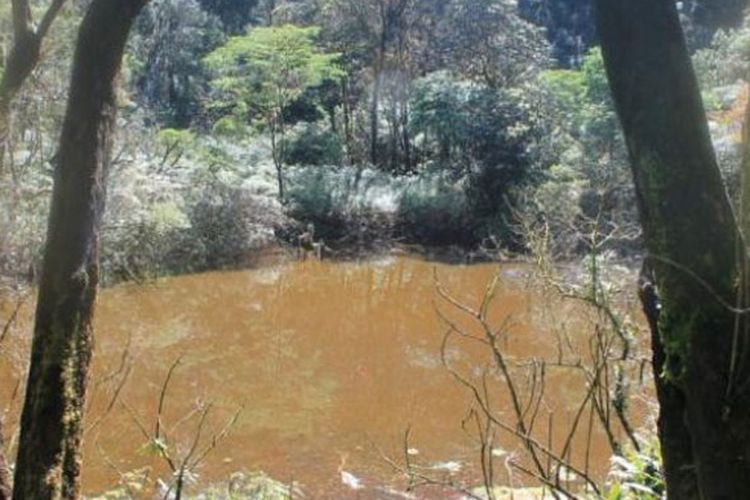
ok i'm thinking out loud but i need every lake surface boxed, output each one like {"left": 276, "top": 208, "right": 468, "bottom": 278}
{"left": 0, "top": 256, "right": 650, "bottom": 498}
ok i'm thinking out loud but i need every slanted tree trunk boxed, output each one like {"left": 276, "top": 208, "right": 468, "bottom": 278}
{"left": 12, "top": 0, "right": 147, "bottom": 498}
{"left": 595, "top": 0, "right": 750, "bottom": 497}
{"left": 0, "top": 0, "right": 67, "bottom": 169}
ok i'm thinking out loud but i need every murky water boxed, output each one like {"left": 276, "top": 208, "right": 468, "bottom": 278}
{"left": 0, "top": 257, "right": 650, "bottom": 498}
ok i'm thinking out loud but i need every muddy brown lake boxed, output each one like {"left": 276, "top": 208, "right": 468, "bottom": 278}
{"left": 0, "top": 256, "right": 652, "bottom": 498}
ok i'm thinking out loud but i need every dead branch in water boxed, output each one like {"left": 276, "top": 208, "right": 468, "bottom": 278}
{"left": 120, "top": 357, "right": 244, "bottom": 500}
{"left": 430, "top": 252, "right": 647, "bottom": 497}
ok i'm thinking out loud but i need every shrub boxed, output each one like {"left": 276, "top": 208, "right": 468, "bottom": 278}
{"left": 282, "top": 122, "right": 344, "bottom": 167}
{"left": 101, "top": 200, "right": 191, "bottom": 283}
{"left": 396, "top": 176, "right": 474, "bottom": 246}
{"left": 285, "top": 166, "right": 359, "bottom": 241}
{"left": 185, "top": 186, "right": 282, "bottom": 271}
{"left": 606, "top": 439, "right": 665, "bottom": 499}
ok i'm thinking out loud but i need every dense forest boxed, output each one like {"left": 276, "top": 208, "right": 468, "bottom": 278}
{"left": 0, "top": 0, "right": 746, "bottom": 284}
{"left": 3, "top": 0, "right": 750, "bottom": 498}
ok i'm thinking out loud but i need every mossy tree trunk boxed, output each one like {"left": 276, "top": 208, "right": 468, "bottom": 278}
{"left": 11, "top": 0, "right": 147, "bottom": 498}
{"left": 595, "top": 0, "right": 750, "bottom": 497}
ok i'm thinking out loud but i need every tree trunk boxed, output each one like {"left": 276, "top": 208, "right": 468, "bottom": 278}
{"left": 369, "top": 64, "right": 383, "bottom": 166}
{"left": 370, "top": 17, "right": 388, "bottom": 167}
{"left": 0, "top": 422, "right": 10, "bottom": 500}
{"left": 595, "top": 0, "right": 750, "bottom": 497}
{"left": 400, "top": 97, "right": 412, "bottom": 173}
{"left": 639, "top": 266, "right": 699, "bottom": 499}
{"left": 1, "top": 0, "right": 67, "bottom": 169}
{"left": 12, "top": 0, "right": 147, "bottom": 498}
{"left": 270, "top": 116, "right": 285, "bottom": 203}
{"left": 740, "top": 81, "right": 750, "bottom": 239}
{"left": 342, "top": 78, "right": 354, "bottom": 166}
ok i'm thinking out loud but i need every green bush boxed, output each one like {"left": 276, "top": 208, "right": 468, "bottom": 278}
{"left": 185, "top": 186, "right": 279, "bottom": 270}
{"left": 282, "top": 122, "right": 344, "bottom": 166}
{"left": 285, "top": 167, "right": 357, "bottom": 241}
{"left": 101, "top": 200, "right": 191, "bottom": 284}
{"left": 606, "top": 439, "right": 665, "bottom": 499}
{"left": 397, "top": 177, "right": 474, "bottom": 246}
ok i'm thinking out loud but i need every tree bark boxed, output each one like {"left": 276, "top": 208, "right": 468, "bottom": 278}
{"left": 12, "top": 0, "right": 147, "bottom": 498}
{"left": 369, "top": 0, "right": 389, "bottom": 167}
{"left": 595, "top": 1, "right": 750, "bottom": 497}
{"left": 342, "top": 78, "right": 355, "bottom": 166}
{"left": 0, "top": 0, "right": 67, "bottom": 160}
{"left": 639, "top": 266, "right": 699, "bottom": 499}
{"left": 369, "top": 58, "right": 384, "bottom": 166}
{"left": 740, "top": 81, "right": 750, "bottom": 239}
{"left": 0, "top": 422, "right": 10, "bottom": 500}
{"left": 270, "top": 114, "right": 285, "bottom": 203}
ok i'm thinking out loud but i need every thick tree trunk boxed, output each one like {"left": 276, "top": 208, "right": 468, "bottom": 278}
{"left": 595, "top": 1, "right": 750, "bottom": 497}
{"left": 12, "top": 0, "right": 147, "bottom": 498}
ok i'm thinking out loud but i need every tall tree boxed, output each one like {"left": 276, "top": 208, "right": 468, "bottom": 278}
{"left": 366, "top": 0, "right": 409, "bottom": 167}
{"left": 11, "top": 0, "right": 148, "bottom": 497}
{"left": 0, "top": 0, "right": 69, "bottom": 490}
{"left": 595, "top": 0, "right": 750, "bottom": 497}
{"left": 323, "top": 0, "right": 410, "bottom": 167}
{"left": 198, "top": 0, "right": 258, "bottom": 32}
{"left": 205, "top": 24, "right": 342, "bottom": 202}
{"left": 132, "top": 0, "right": 224, "bottom": 127}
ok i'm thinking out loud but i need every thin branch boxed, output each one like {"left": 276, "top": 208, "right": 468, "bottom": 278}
{"left": 156, "top": 357, "right": 183, "bottom": 442}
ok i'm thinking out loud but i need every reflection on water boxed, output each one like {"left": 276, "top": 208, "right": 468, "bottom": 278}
{"left": 0, "top": 257, "right": 648, "bottom": 497}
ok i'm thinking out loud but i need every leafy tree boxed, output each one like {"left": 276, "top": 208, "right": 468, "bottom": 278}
{"left": 530, "top": 48, "right": 637, "bottom": 258}
{"left": 282, "top": 122, "right": 344, "bottom": 166}
{"left": 318, "top": 0, "right": 414, "bottom": 167}
{"left": 409, "top": 71, "right": 473, "bottom": 165}
{"left": 205, "top": 24, "right": 343, "bottom": 202}
{"left": 518, "top": 0, "right": 596, "bottom": 67}
{"left": 431, "top": 0, "right": 549, "bottom": 88}
{"left": 410, "top": 70, "right": 536, "bottom": 172}
{"left": 541, "top": 48, "right": 624, "bottom": 186}
{"left": 693, "top": 14, "right": 750, "bottom": 90}
{"left": 130, "top": 0, "right": 224, "bottom": 127}
{"left": 409, "top": 70, "right": 539, "bottom": 243}
{"left": 521, "top": 0, "right": 747, "bottom": 67}
{"left": 199, "top": 0, "right": 259, "bottom": 32}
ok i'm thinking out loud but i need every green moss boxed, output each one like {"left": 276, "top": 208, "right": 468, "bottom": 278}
{"left": 657, "top": 301, "right": 694, "bottom": 383}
